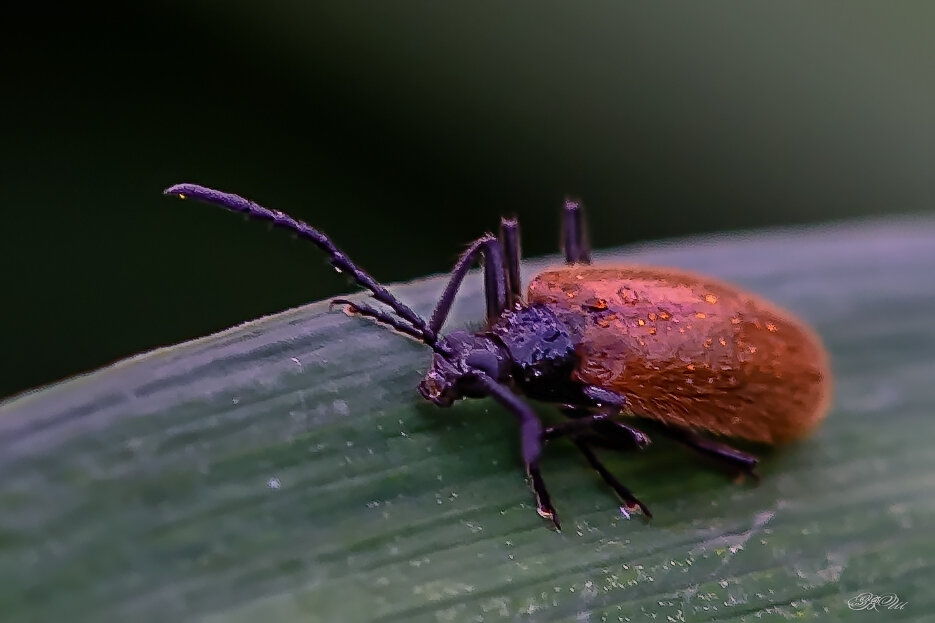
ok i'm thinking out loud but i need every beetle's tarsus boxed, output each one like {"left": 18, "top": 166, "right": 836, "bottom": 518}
{"left": 536, "top": 500, "right": 562, "bottom": 531}
{"left": 528, "top": 464, "right": 560, "bottom": 530}
{"left": 572, "top": 440, "right": 651, "bottom": 518}
{"left": 543, "top": 509, "right": 562, "bottom": 531}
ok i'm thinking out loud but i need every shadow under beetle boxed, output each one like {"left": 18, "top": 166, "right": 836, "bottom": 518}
{"left": 165, "top": 184, "right": 831, "bottom": 530}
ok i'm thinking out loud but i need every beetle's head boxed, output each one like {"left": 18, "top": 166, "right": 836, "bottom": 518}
{"left": 418, "top": 330, "right": 512, "bottom": 407}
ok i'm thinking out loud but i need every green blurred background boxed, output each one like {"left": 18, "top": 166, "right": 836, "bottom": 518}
{"left": 3, "top": 2, "right": 933, "bottom": 399}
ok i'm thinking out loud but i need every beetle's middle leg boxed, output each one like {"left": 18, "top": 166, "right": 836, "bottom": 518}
{"left": 545, "top": 406, "right": 652, "bottom": 517}
{"left": 544, "top": 412, "right": 650, "bottom": 449}
{"left": 543, "top": 384, "right": 645, "bottom": 449}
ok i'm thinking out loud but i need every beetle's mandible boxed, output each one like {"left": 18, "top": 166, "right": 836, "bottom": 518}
{"left": 165, "top": 184, "right": 832, "bottom": 529}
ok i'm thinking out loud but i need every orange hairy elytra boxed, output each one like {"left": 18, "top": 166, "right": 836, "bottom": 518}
{"left": 527, "top": 266, "right": 832, "bottom": 444}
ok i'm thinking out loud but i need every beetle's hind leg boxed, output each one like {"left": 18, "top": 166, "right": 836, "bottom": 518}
{"left": 561, "top": 197, "right": 591, "bottom": 265}
{"left": 663, "top": 426, "right": 760, "bottom": 481}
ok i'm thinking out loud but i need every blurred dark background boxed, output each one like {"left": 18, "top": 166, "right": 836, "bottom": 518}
{"left": 2, "top": 3, "right": 933, "bottom": 399}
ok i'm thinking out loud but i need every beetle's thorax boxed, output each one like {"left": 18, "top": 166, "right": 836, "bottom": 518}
{"left": 490, "top": 303, "right": 581, "bottom": 401}
{"left": 418, "top": 305, "right": 584, "bottom": 407}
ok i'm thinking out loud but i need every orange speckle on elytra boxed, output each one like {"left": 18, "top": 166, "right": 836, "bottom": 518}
{"left": 596, "top": 314, "right": 617, "bottom": 328}
{"left": 767, "top": 322, "right": 778, "bottom": 332}
{"left": 637, "top": 319, "right": 645, "bottom": 326}
{"left": 704, "top": 294, "right": 718, "bottom": 304}
{"left": 719, "top": 337, "right": 727, "bottom": 347}
{"left": 617, "top": 286, "right": 640, "bottom": 304}
{"left": 649, "top": 327, "right": 657, "bottom": 335}
{"left": 648, "top": 312, "right": 658, "bottom": 321}
{"left": 695, "top": 312, "right": 707, "bottom": 319}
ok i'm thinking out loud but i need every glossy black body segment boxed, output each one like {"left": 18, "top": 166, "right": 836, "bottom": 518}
{"left": 490, "top": 304, "right": 579, "bottom": 402}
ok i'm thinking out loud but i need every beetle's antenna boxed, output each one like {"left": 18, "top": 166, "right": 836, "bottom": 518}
{"left": 165, "top": 183, "right": 437, "bottom": 344}
{"left": 331, "top": 299, "right": 425, "bottom": 341}
{"left": 330, "top": 298, "right": 453, "bottom": 356}
{"left": 499, "top": 217, "right": 522, "bottom": 307}
{"left": 561, "top": 197, "right": 591, "bottom": 265}
{"left": 332, "top": 298, "right": 453, "bottom": 356}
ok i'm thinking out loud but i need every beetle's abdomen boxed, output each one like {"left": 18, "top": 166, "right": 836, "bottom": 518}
{"left": 528, "top": 266, "right": 832, "bottom": 444}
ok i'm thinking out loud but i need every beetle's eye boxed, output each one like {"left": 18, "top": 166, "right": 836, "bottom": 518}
{"left": 465, "top": 350, "right": 499, "bottom": 377}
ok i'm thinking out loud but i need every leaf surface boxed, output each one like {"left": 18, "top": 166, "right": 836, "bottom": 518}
{"left": 2, "top": 217, "right": 933, "bottom": 622}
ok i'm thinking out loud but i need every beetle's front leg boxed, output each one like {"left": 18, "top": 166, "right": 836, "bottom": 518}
{"left": 474, "top": 373, "right": 561, "bottom": 530}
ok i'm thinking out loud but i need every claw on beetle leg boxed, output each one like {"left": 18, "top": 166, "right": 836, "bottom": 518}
{"left": 528, "top": 464, "right": 561, "bottom": 530}
{"left": 620, "top": 499, "right": 650, "bottom": 519}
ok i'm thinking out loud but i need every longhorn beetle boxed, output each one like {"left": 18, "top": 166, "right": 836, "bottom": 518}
{"left": 165, "top": 184, "right": 831, "bottom": 529}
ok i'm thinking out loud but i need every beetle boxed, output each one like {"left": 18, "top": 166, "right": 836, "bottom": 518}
{"left": 165, "top": 183, "right": 832, "bottom": 529}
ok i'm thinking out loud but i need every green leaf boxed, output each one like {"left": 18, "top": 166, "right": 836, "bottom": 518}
{"left": 2, "top": 216, "right": 933, "bottom": 622}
